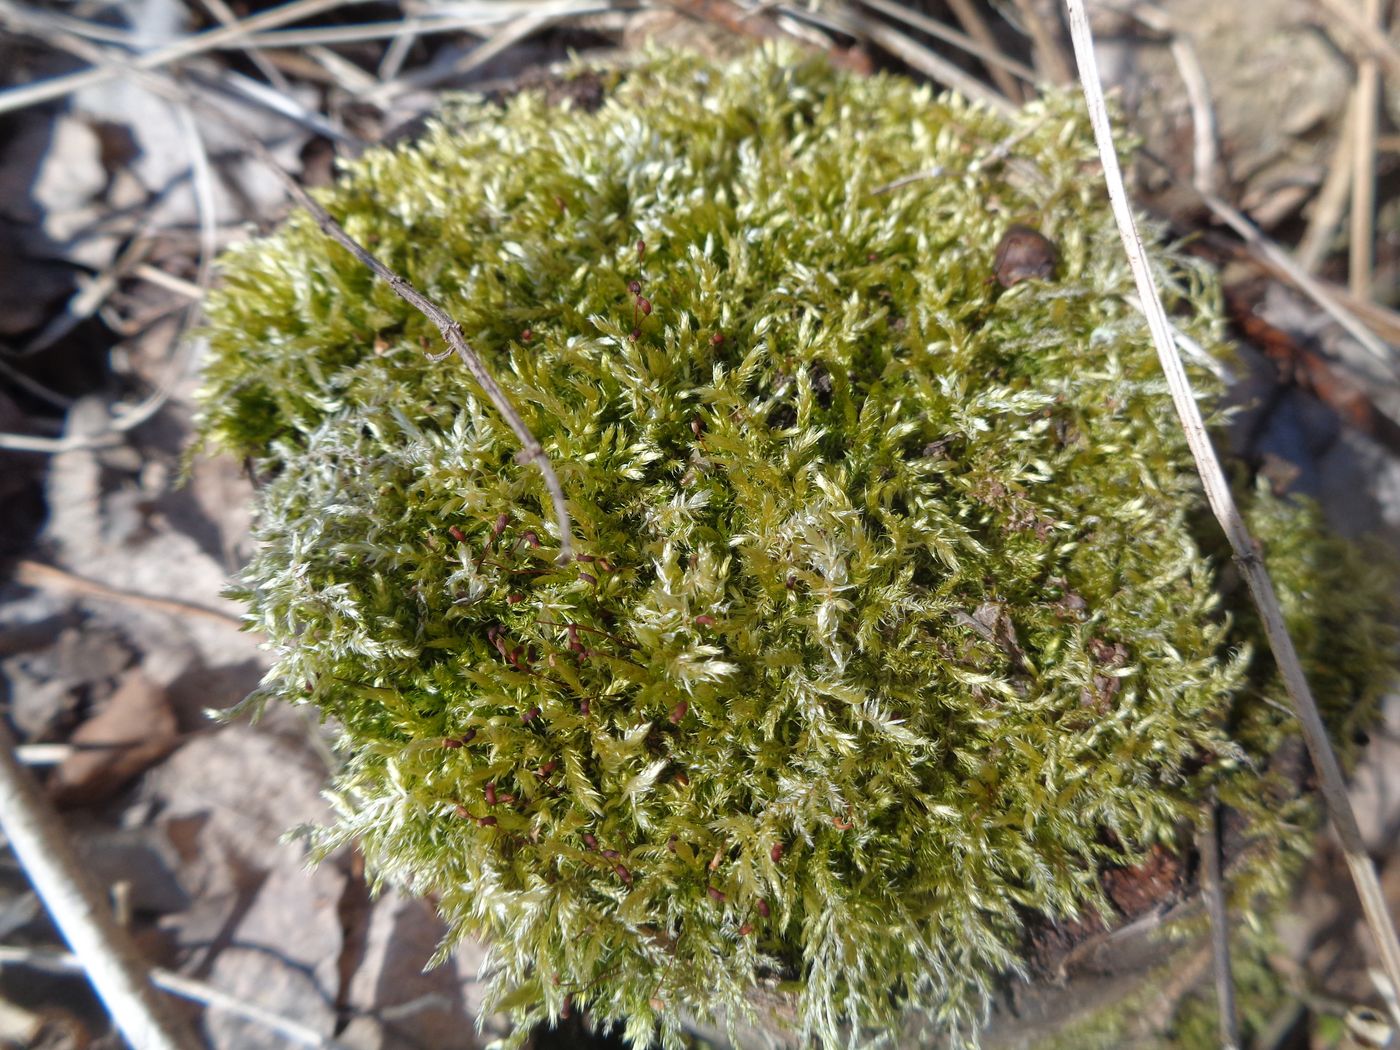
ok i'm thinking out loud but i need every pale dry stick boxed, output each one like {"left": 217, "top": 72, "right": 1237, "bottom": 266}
{"left": 14, "top": 743, "right": 73, "bottom": 765}
{"left": 0, "top": 431, "right": 123, "bottom": 453}
{"left": 362, "top": 7, "right": 579, "bottom": 104}
{"left": 856, "top": 0, "right": 1037, "bottom": 89}
{"left": 1350, "top": 0, "right": 1382, "bottom": 300}
{"left": 1298, "top": 95, "right": 1357, "bottom": 272}
{"left": 1107, "top": 0, "right": 1219, "bottom": 197}
{"left": 192, "top": 66, "right": 352, "bottom": 143}
{"left": 1120, "top": 0, "right": 1397, "bottom": 368}
{"left": 0, "top": 0, "right": 374, "bottom": 116}
{"left": 1203, "top": 190, "right": 1399, "bottom": 377}
{"left": 1313, "top": 0, "right": 1400, "bottom": 84}
{"left": 1012, "top": 0, "right": 1074, "bottom": 84}
{"left": 1199, "top": 794, "right": 1240, "bottom": 1050}
{"left": 14, "top": 559, "right": 247, "bottom": 628}
{"left": 236, "top": 11, "right": 536, "bottom": 48}
{"left": 1063, "top": 0, "right": 1400, "bottom": 1024}
{"left": 831, "top": 5, "right": 1014, "bottom": 113}
{"left": 104, "top": 99, "right": 218, "bottom": 437}
{"left": 23, "top": 235, "right": 153, "bottom": 356}
{"left": 376, "top": 13, "right": 425, "bottom": 82}
{"left": 0, "top": 723, "right": 200, "bottom": 1050}
{"left": 946, "top": 0, "right": 1024, "bottom": 100}
{"left": 194, "top": 0, "right": 294, "bottom": 94}
{"left": 306, "top": 42, "right": 380, "bottom": 92}
{"left": 133, "top": 263, "right": 204, "bottom": 301}
{"left": 0, "top": 946, "right": 351, "bottom": 1050}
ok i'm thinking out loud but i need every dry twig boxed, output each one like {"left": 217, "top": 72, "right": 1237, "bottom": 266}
{"left": 1063, "top": 0, "right": 1400, "bottom": 1024}
{"left": 855, "top": 0, "right": 1036, "bottom": 90}
{"left": 1297, "top": 94, "right": 1357, "bottom": 273}
{"left": 0, "top": 2, "right": 577, "bottom": 560}
{"left": 14, "top": 559, "right": 246, "bottom": 628}
{"left": 0, "top": 721, "right": 200, "bottom": 1050}
{"left": 1013, "top": 0, "right": 1074, "bottom": 84}
{"left": 0, "top": 0, "right": 377, "bottom": 116}
{"left": 1349, "top": 0, "right": 1382, "bottom": 299}
{"left": 1199, "top": 794, "right": 1240, "bottom": 1050}
{"left": 0, "top": 945, "right": 351, "bottom": 1049}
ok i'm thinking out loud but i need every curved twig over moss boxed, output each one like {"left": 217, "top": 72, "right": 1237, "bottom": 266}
{"left": 197, "top": 47, "right": 1393, "bottom": 1049}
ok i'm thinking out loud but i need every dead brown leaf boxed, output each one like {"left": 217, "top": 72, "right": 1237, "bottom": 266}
{"left": 49, "top": 667, "right": 177, "bottom": 807}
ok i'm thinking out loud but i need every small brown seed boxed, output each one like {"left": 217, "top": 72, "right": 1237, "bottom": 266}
{"left": 993, "top": 224, "right": 1058, "bottom": 288}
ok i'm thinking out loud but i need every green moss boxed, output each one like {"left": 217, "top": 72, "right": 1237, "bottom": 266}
{"left": 197, "top": 47, "right": 1393, "bottom": 1048}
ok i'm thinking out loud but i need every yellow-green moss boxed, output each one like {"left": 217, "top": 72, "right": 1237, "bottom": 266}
{"left": 197, "top": 47, "right": 1393, "bottom": 1049}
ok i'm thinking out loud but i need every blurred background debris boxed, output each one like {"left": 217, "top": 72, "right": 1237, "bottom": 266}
{"left": 1, "top": 1, "right": 1399, "bottom": 1047}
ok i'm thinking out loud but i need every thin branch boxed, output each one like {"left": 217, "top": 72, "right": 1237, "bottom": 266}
{"left": 1200, "top": 190, "right": 1398, "bottom": 377}
{"left": 1113, "top": 0, "right": 1219, "bottom": 197}
{"left": 1313, "top": 0, "right": 1400, "bottom": 84}
{"left": 13, "top": 559, "right": 247, "bottom": 628}
{"left": 826, "top": 4, "right": 1014, "bottom": 113}
{"left": 226, "top": 124, "right": 577, "bottom": 562}
{"left": 1012, "top": 0, "right": 1074, "bottom": 84}
{"left": 1297, "top": 94, "right": 1357, "bottom": 272}
{"left": 1350, "top": 0, "right": 1382, "bottom": 299}
{"left": 855, "top": 0, "right": 1038, "bottom": 88}
{"left": 0, "top": 0, "right": 377, "bottom": 117}
{"left": 0, "top": 722, "right": 200, "bottom": 1049}
{"left": 0, "top": 946, "right": 352, "bottom": 1050}
{"left": 1199, "top": 793, "right": 1241, "bottom": 1050}
{"left": 194, "top": 0, "right": 294, "bottom": 94}
{"left": 1063, "top": 0, "right": 1400, "bottom": 1026}
{"left": 0, "top": 3, "right": 577, "bottom": 561}
{"left": 106, "top": 99, "right": 217, "bottom": 436}
{"left": 945, "top": 0, "right": 1024, "bottom": 100}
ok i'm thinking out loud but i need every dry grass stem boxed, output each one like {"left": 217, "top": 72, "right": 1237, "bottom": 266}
{"left": 195, "top": 0, "right": 294, "bottom": 94}
{"left": 828, "top": 4, "right": 1014, "bottom": 111}
{"left": 14, "top": 560, "right": 247, "bottom": 628}
{"left": 1313, "top": 0, "right": 1400, "bottom": 84}
{"left": 0, "top": 0, "right": 376, "bottom": 116}
{"left": 0, "top": 722, "right": 200, "bottom": 1049}
{"left": 0, "top": 945, "right": 351, "bottom": 1049}
{"left": 856, "top": 0, "right": 1037, "bottom": 88}
{"left": 1063, "top": 0, "right": 1400, "bottom": 1024}
{"left": 1298, "top": 95, "right": 1358, "bottom": 272}
{"left": 1200, "top": 794, "right": 1241, "bottom": 1050}
{"left": 946, "top": 0, "right": 1024, "bottom": 99}
{"left": 1349, "top": 0, "right": 1382, "bottom": 299}
{"left": 1201, "top": 191, "right": 1398, "bottom": 375}
{"left": 1013, "top": 0, "right": 1074, "bottom": 84}
{"left": 1114, "top": 0, "right": 1220, "bottom": 196}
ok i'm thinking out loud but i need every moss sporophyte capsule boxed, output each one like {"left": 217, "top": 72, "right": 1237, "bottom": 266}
{"left": 198, "top": 47, "right": 1392, "bottom": 1050}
